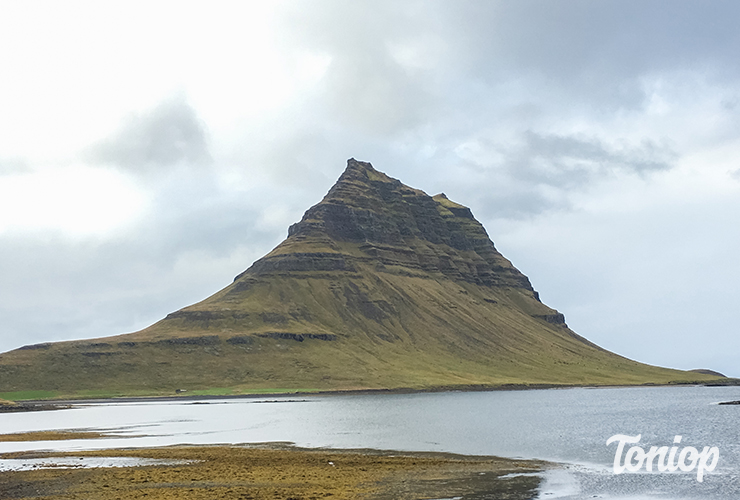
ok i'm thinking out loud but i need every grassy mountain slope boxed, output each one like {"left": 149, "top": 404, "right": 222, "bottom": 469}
{"left": 0, "top": 159, "right": 721, "bottom": 399}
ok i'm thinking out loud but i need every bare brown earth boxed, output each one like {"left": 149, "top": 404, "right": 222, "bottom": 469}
{"left": 0, "top": 445, "right": 545, "bottom": 500}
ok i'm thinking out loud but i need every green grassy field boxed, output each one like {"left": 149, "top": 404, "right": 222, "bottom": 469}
{"left": 0, "top": 269, "right": 723, "bottom": 400}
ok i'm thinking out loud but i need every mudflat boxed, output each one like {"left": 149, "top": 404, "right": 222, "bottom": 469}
{"left": 0, "top": 444, "right": 545, "bottom": 499}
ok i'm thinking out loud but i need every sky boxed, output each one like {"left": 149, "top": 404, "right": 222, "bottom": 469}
{"left": 1, "top": 0, "right": 739, "bottom": 377}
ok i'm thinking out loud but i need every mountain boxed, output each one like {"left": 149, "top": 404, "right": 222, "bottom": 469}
{"left": 0, "top": 159, "right": 721, "bottom": 399}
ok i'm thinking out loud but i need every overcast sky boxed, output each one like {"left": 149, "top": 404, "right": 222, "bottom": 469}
{"left": 1, "top": 1, "right": 739, "bottom": 377}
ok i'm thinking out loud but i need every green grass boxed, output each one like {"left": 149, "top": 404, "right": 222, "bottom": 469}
{"left": 237, "top": 388, "right": 322, "bottom": 395}
{"left": 0, "top": 269, "right": 724, "bottom": 399}
{"left": 186, "top": 387, "right": 237, "bottom": 396}
{"left": 183, "top": 387, "right": 323, "bottom": 397}
{"left": 74, "top": 389, "right": 142, "bottom": 399}
{"left": 0, "top": 390, "right": 59, "bottom": 401}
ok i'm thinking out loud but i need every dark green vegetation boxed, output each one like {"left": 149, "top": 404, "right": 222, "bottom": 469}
{"left": 0, "top": 159, "right": 723, "bottom": 399}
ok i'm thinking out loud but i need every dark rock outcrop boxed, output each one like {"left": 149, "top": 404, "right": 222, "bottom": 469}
{"left": 158, "top": 335, "right": 221, "bottom": 346}
{"left": 255, "top": 332, "right": 337, "bottom": 342}
{"left": 17, "top": 343, "right": 52, "bottom": 350}
{"left": 533, "top": 313, "right": 567, "bottom": 327}
{"left": 239, "top": 159, "right": 535, "bottom": 291}
{"left": 225, "top": 335, "right": 255, "bottom": 345}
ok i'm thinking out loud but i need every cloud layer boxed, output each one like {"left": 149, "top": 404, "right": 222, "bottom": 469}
{"left": 1, "top": 1, "right": 739, "bottom": 377}
{"left": 88, "top": 95, "right": 212, "bottom": 172}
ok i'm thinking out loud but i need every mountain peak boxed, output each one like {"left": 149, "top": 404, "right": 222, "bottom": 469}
{"left": 344, "top": 157, "right": 376, "bottom": 174}
{"left": 329, "top": 158, "right": 396, "bottom": 197}
{"left": 335, "top": 158, "right": 386, "bottom": 184}
{"left": 258, "top": 161, "right": 535, "bottom": 290}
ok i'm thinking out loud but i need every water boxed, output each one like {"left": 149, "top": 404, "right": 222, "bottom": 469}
{"left": 1, "top": 385, "right": 738, "bottom": 498}
{"left": 0, "top": 456, "right": 193, "bottom": 471}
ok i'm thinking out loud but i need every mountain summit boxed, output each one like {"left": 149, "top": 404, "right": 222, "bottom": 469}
{"left": 0, "top": 159, "right": 719, "bottom": 397}
{"left": 263, "top": 158, "right": 533, "bottom": 290}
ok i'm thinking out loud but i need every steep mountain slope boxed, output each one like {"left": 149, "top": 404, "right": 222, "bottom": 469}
{"left": 0, "top": 159, "right": 721, "bottom": 398}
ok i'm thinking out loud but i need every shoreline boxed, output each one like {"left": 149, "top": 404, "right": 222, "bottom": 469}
{"left": 5, "top": 379, "right": 739, "bottom": 409}
{"left": 0, "top": 443, "right": 548, "bottom": 499}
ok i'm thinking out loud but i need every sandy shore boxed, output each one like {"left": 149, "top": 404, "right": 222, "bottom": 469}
{"left": 0, "top": 444, "right": 545, "bottom": 499}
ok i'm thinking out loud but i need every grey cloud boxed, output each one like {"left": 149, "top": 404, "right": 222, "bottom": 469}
{"left": 233, "top": 118, "right": 335, "bottom": 190}
{"left": 142, "top": 175, "right": 280, "bottom": 259}
{"left": 291, "top": 1, "right": 740, "bottom": 117}
{"left": 444, "top": 131, "right": 678, "bottom": 219}
{"left": 0, "top": 175, "right": 282, "bottom": 353}
{"left": 0, "top": 158, "right": 31, "bottom": 175}
{"left": 474, "top": 185, "right": 570, "bottom": 221}
{"left": 504, "top": 131, "right": 677, "bottom": 186}
{"left": 320, "top": 53, "right": 433, "bottom": 134}
{"left": 274, "top": 0, "right": 740, "bottom": 145}
{"left": 278, "top": 1, "right": 441, "bottom": 135}
{"left": 442, "top": 1, "right": 740, "bottom": 87}
{"left": 88, "top": 95, "right": 211, "bottom": 172}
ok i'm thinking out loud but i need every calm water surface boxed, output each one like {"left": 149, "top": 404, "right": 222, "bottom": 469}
{"left": 1, "top": 385, "right": 738, "bottom": 499}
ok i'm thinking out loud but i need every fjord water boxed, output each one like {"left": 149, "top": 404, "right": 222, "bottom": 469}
{"left": 1, "top": 386, "right": 738, "bottom": 499}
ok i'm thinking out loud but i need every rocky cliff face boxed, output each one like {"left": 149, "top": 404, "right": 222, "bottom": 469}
{"left": 239, "top": 159, "right": 535, "bottom": 290}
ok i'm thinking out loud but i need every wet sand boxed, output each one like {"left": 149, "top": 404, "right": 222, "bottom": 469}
{"left": 0, "top": 444, "right": 545, "bottom": 499}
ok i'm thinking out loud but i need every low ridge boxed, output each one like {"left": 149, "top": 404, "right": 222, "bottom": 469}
{"left": 0, "top": 159, "right": 722, "bottom": 398}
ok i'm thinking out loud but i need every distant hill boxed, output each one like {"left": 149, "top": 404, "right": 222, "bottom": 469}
{"left": 0, "top": 159, "right": 723, "bottom": 399}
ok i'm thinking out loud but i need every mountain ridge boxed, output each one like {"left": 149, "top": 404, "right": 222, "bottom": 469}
{"left": 0, "top": 159, "right": 723, "bottom": 399}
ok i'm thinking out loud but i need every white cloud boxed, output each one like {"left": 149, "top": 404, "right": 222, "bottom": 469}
{"left": 0, "top": 166, "right": 147, "bottom": 236}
